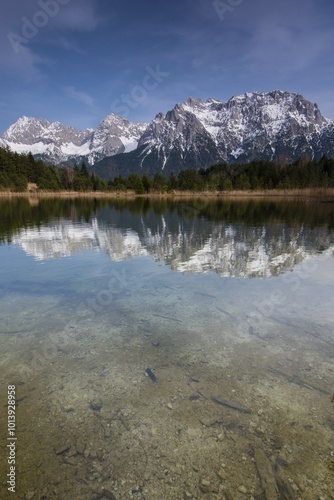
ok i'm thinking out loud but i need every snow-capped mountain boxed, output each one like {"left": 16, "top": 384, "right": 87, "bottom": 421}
{"left": 1, "top": 114, "right": 147, "bottom": 166}
{"left": 2, "top": 91, "right": 334, "bottom": 176}
{"left": 89, "top": 114, "right": 147, "bottom": 163}
{"left": 136, "top": 104, "right": 222, "bottom": 170}
{"left": 2, "top": 116, "right": 93, "bottom": 163}
{"left": 98, "top": 90, "right": 331, "bottom": 176}
{"left": 182, "top": 91, "right": 328, "bottom": 163}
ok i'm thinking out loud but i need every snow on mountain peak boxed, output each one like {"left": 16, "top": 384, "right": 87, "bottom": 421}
{"left": 89, "top": 114, "right": 148, "bottom": 161}
{"left": 2, "top": 113, "right": 148, "bottom": 165}
{"left": 1, "top": 90, "right": 333, "bottom": 172}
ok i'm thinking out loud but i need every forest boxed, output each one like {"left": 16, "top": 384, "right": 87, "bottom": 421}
{"left": 1, "top": 146, "right": 334, "bottom": 193}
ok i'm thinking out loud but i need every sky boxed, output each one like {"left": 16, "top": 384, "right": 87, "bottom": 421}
{"left": 0, "top": 0, "right": 333, "bottom": 133}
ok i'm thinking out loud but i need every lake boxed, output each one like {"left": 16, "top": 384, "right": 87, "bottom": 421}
{"left": 0, "top": 196, "right": 333, "bottom": 499}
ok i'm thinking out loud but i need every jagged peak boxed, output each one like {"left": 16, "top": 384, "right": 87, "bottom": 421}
{"left": 206, "top": 97, "right": 221, "bottom": 104}
{"left": 153, "top": 112, "right": 165, "bottom": 121}
{"left": 6, "top": 115, "right": 51, "bottom": 129}
{"left": 97, "top": 114, "right": 148, "bottom": 132}
{"left": 100, "top": 113, "right": 130, "bottom": 124}
{"left": 185, "top": 97, "right": 203, "bottom": 106}
{"left": 225, "top": 90, "right": 317, "bottom": 106}
{"left": 1, "top": 89, "right": 333, "bottom": 170}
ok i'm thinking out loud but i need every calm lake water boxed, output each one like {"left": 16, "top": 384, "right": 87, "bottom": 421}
{"left": 0, "top": 196, "right": 333, "bottom": 499}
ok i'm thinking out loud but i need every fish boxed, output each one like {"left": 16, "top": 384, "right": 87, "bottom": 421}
{"left": 0, "top": 330, "right": 26, "bottom": 335}
{"left": 268, "top": 367, "right": 330, "bottom": 395}
{"left": 189, "top": 395, "right": 201, "bottom": 401}
{"left": 145, "top": 367, "right": 157, "bottom": 383}
{"left": 152, "top": 313, "right": 183, "bottom": 323}
{"left": 211, "top": 396, "right": 251, "bottom": 414}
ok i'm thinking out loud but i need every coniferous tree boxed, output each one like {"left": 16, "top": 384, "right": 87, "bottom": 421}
{"left": 152, "top": 172, "right": 168, "bottom": 192}
{"left": 142, "top": 174, "right": 152, "bottom": 193}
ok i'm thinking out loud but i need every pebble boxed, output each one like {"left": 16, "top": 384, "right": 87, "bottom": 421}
{"left": 238, "top": 485, "right": 247, "bottom": 494}
{"left": 55, "top": 444, "right": 70, "bottom": 455}
{"left": 102, "top": 424, "right": 111, "bottom": 438}
{"left": 217, "top": 468, "right": 227, "bottom": 480}
{"left": 186, "top": 428, "right": 202, "bottom": 438}
{"left": 64, "top": 457, "right": 77, "bottom": 466}
{"left": 67, "top": 447, "right": 77, "bottom": 458}
{"left": 199, "top": 479, "right": 211, "bottom": 493}
{"left": 90, "top": 398, "right": 103, "bottom": 411}
{"left": 217, "top": 469, "right": 227, "bottom": 481}
{"left": 169, "top": 464, "right": 182, "bottom": 475}
{"left": 63, "top": 406, "right": 75, "bottom": 413}
{"left": 167, "top": 403, "right": 173, "bottom": 410}
{"left": 291, "top": 482, "right": 299, "bottom": 492}
{"left": 99, "top": 489, "right": 117, "bottom": 500}
{"left": 199, "top": 417, "right": 221, "bottom": 427}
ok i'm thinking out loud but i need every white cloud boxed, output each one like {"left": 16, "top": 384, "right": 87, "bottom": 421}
{"left": 0, "top": 37, "right": 44, "bottom": 81}
{"left": 52, "top": 0, "right": 101, "bottom": 31}
{"left": 243, "top": 24, "right": 334, "bottom": 73}
{"left": 64, "top": 86, "right": 95, "bottom": 108}
{"left": 0, "top": 0, "right": 101, "bottom": 79}
{"left": 47, "top": 36, "right": 85, "bottom": 54}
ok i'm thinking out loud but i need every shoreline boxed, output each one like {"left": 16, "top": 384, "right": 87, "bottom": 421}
{"left": 0, "top": 188, "right": 334, "bottom": 200}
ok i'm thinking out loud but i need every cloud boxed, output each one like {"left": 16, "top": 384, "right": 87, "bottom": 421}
{"left": 0, "top": 0, "right": 101, "bottom": 33}
{"left": 47, "top": 36, "right": 85, "bottom": 54}
{"left": 0, "top": 37, "right": 44, "bottom": 81}
{"left": 52, "top": 0, "right": 101, "bottom": 31}
{"left": 243, "top": 23, "right": 334, "bottom": 74}
{"left": 0, "top": 0, "right": 101, "bottom": 79}
{"left": 64, "top": 86, "right": 95, "bottom": 108}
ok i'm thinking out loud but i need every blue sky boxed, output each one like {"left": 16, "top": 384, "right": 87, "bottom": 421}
{"left": 0, "top": 0, "right": 333, "bottom": 132}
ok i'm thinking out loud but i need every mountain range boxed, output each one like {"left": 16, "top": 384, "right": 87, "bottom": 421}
{"left": 1, "top": 90, "right": 334, "bottom": 178}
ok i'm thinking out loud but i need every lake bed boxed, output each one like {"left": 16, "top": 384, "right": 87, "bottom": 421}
{"left": 0, "top": 197, "right": 333, "bottom": 499}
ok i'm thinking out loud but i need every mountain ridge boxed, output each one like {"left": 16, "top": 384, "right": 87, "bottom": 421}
{"left": 2, "top": 90, "right": 334, "bottom": 178}
{"left": 1, "top": 114, "right": 147, "bottom": 167}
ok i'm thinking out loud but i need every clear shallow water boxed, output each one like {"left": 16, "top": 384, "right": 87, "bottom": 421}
{"left": 0, "top": 197, "right": 333, "bottom": 499}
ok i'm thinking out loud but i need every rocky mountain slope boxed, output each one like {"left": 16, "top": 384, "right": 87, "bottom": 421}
{"left": 1, "top": 115, "right": 147, "bottom": 166}
{"left": 95, "top": 91, "right": 333, "bottom": 177}
{"left": 2, "top": 91, "right": 334, "bottom": 177}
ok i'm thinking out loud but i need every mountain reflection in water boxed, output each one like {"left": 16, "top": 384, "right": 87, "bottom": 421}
{"left": 1, "top": 197, "right": 333, "bottom": 278}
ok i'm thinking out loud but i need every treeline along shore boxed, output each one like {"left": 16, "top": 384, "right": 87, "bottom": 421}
{"left": 1, "top": 146, "right": 334, "bottom": 198}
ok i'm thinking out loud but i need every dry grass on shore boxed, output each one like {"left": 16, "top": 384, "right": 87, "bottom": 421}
{"left": 0, "top": 187, "right": 334, "bottom": 200}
